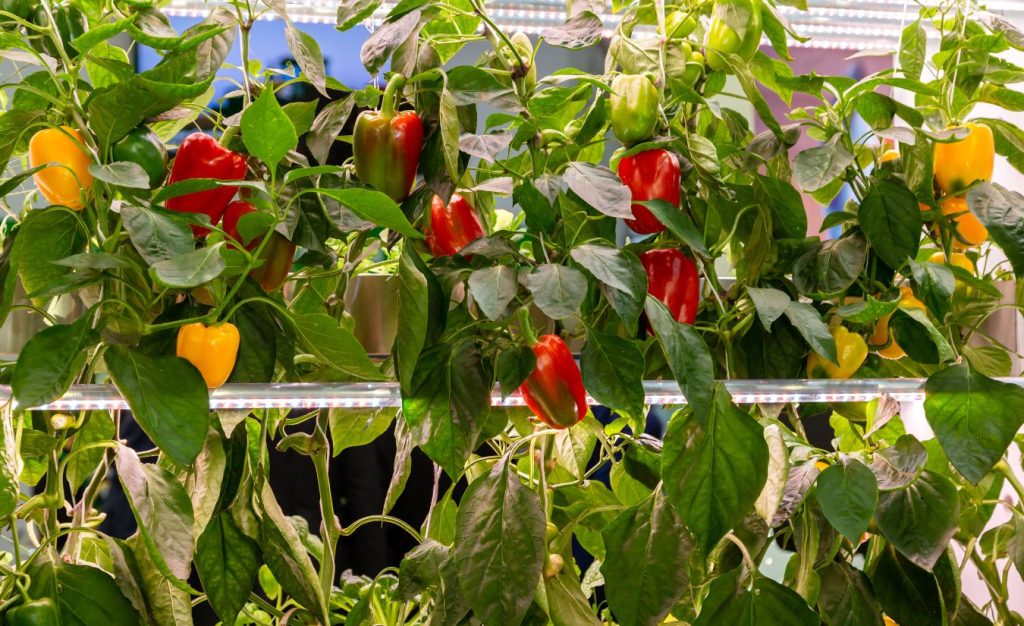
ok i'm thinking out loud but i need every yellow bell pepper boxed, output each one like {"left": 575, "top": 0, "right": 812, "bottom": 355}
{"left": 807, "top": 326, "right": 867, "bottom": 379}
{"left": 940, "top": 195, "right": 988, "bottom": 249}
{"left": 870, "top": 286, "right": 926, "bottom": 360}
{"left": 933, "top": 122, "right": 994, "bottom": 194}
{"left": 176, "top": 322, "right": 240, "bottom": 388}
{"left": 929, "top": 250, "right": 975, "bottom": 296}
{"left": 28, "top": 126, "right": 94, "bottom": 210}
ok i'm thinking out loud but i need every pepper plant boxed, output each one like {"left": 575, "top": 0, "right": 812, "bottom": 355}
{"left": 0, "top": 0, "right": 1024, "bottom": 624}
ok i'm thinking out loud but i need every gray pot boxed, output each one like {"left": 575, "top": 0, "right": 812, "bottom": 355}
{"left": 344, "top": 274, "right": 398, "bottom": 357}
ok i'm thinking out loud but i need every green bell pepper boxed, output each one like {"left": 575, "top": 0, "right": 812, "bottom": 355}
{"left": 112, "top": 126, "right": 168, "bottom": 189}
{"left": 609, "top": 74, "right": 659, "bottom": 146}
{"left": 31, "top": 2, "right": 86, "bottom": 60}
{"left": 5, "top": 598, "right": 60, "bottom": 626}
{"left": 705, "top": 0, "right": 763, "bottom": 71}
{"left": 0, "top": 0, "right": 33, "bottom": 23}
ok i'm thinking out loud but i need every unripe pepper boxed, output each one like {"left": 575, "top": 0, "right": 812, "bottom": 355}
{"left": 806, "top": 326, "right": 867, "bottom": 379}
{"left": 222, "top": 201, "right": 296, "bottom": 293}
{"left": 166, "top": 132, "right": 247, "bottom": 236}
{"left": 705, "top": 0, "right": 763, "bottom": 71}
{"left": 1, "top": 0, "right": 33, "bottom": 22}
{"left": 5, "top": 597, "right": 60, "bottom": 626}
{"left": 641, "top": 249, "right": 700, "bottom": 325}
{"left": 112, "top": 126, "right": 168, "bottom": 189}
{"left": 940, "top": 195, "right": 988, "bottom": 249}
{"left": 353, "top": 75, "right": 423, "bottom": 202}
{"left": 664, "top": 10, "right": 697, "bottom": 39}
{"left": 30, "top": 2, "right": 85, "bottom": 59}
{"left": 426, "top": 193, "right": 486, "bottom": 257}
{"left": 933, "top": 122, "right": 994, "bottom": 194}
{"left": 176, "top": 322, "right": 240, "bottom": 388}
{"left": 609, "top": 74, "right": 659, "bottom": 146}
{"left": 869, "top": 286, "right": 926, "bottom": 360}
{"left": 617, "top": 148, "right": 681, "bottom": 234}
{"left": 519, "top": 334, "right": 588, "bottom": 429}
{"left": 492, "top": 32, "right": 536, "bottom": 93}
{"left": 28, "top": 126, "right": 93, "bottom": 210}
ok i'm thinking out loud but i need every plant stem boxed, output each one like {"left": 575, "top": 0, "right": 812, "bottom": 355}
{"left": 312, "top": 408, "right": 339, "bottom": 601}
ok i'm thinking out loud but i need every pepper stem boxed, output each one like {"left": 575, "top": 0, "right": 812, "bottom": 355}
{"left": 381, "top": 74, "right": 407, "bottom": 119}
{"left": 517, "top": 307, "right": 538, "bottom": 347}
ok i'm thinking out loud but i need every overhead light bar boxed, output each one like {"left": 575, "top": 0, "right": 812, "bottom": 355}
{"left": 1, "top": 378, "right": 943, "bottom": 412}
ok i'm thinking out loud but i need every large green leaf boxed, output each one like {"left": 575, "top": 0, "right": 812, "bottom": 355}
{"left": 693, "top": 569, "right": 818, "bottom": 625}
{"left": 196, "top": 511, "right": 260, "bottom": 625}
{"left": 814, "top": 458, "right": 878, "bottom": 543}
{"left": 0, "top": 403, "right": 17, "bottom": 520}
{"left": 120, "top": 204, "right": 195, "bottom": 265}
{"left": 12, "top": 312, "right": 97, "bottom": 408}
{"left": 26, "top": 552, "right": 142, "bottom": 625}
{"left": 601, "top": 488, "right": 695, "bottom": 626}
{"left": 150, "top": 243, "right": 226, "bottom": 288}
{"left": 869, "top": 545, "right": 955, "bottom": 626}
{"left": 580, "top": 328, "right": 645, "bottom": 416}
{"left": 793, "top": 232, "right": 867, "bottom": 299}
{"left": 291, "top": 313, "right": 382, "bottom": 380}
{"left": 521, "top": 264, "right": 587, "bottom": 320}
{"left": 662, "top": 385, "right": 768, "bottom": 554}
{"left": 14, "top": 207, "right": 87, "bottom": 305}
{"left": 242, "top": 85, "right": 298, "bottom": 167}
{"left": 816, "top": 560, "right": 885, "bottom": 626}
{"left": 793, "top": 134, "right": 854, "bottom": 192}
{"left": 858, "top": 180, "right": 922, "bottom": 271}
{"left": 966, "top": 182, "right": 1024, "bottom": 277}
{"left": 876, "top": 470, "right": 959, "bottom": 571}
{"left": 329, "top": 407, "right": 396, "bottom": 455}
{"left": 924, "top": 364, "right": 1024, "bottom": 484}
{"left": 468, "top": 265, "right": 517, "bottom": 320}
{"left": 454, "top": 456, "right": 546, "bottom": 626}
{"left": 645, "top": 296, "right": 713, "bottom": 419}
{"left": 316, "top": 188, "right": 422, "bottom": 239}
{"left": 104, "top": 346, "right": 210, "bottom": 466}
{"left": 395, "top": 248, "right": 445, "bottom": 395}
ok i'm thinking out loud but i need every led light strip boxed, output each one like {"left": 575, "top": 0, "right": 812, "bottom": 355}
{"left": 0, "top": 379, "right": 948, "bottom": 412}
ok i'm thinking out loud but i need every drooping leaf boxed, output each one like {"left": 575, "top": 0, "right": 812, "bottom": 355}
{"left": 814, "top": 458, "right": 879, "bottom": 543}
{"left": 876, "top": 470, "right": 959, "bottom": 571}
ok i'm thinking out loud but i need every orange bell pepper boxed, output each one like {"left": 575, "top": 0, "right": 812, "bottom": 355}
{"left": 940, "top": 195, "right": 988, "bottom": 249}
{"left": 870, "top": 286, "right": 926, "bottom": 360}
{"left": 28, "top": 126, "right": 94, "bottom": 210}
{"left": 176, "top": 322, "right": 240, "bottom": 388}
{"left": 933, "top": 122, "right": 994, "bottom": 194}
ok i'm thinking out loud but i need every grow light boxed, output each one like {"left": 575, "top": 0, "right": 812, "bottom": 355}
{"left": 0, "top": 378, "right": 948, "bottom": 412}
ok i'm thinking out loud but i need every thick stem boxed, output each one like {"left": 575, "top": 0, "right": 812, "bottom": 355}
{"left": 312, "top": 408, "right": 339, "bottom": 601}
{"left": 517, "top": 307, "right": 539, "bottom": 346}
{"left": 381, "top": 74, "right": 407, "bottom": 119}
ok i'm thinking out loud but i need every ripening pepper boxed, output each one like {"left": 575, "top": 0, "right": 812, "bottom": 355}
{"left": 166, "top": 132, "right": 248, "bottom": 236}
{"left": 933, "top": 122, "right": 994, "bottom": 194}
{"left": 353, "top": 75, "right": 423, "bottom": 203}
{"left": 617, "top": 148, "right": 681, "bottom": 234}
{"left": 426, "top": 193, "right": 486, "bottom": 257}
{"left": 28, "top": 126, "right": 93, "bottom": 210}
{"left": 30, "top": 2, "right": 85, "bottom": 59}
{"left": 706, "top": 0, "right": 763, "bottom": 71}
{"left": 222, "top": 201, "right": 296, "bottom": 293}
{"left": 609, "top": 74, "right": 659, "bottom": 146}
{"left": 869, "top": 286, "right": 925, "bottom": 360}
{"left": 177, "top": 322, "right": 240, "bottom": 388}
{"left": 940, "top": 195, "right": 988, "bottom": 249}
{"left": 112, "top": 126, "right": 168, "bottom": 189}
{"left": 519, "top": 334, "right": 588, "bottom": 429}
{"left": 806, "top": 326, "right": 867, "bottom": 379}
{"left": 5, "top": 598, "right": 60, "bottom": 626}
{"left": 641, "top": 249, "right": 699, "bottom": 325}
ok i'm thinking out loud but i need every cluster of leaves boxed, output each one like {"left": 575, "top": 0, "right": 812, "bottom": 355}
{"left": 0, "top": 0, "right": 1023, "bottom": 624}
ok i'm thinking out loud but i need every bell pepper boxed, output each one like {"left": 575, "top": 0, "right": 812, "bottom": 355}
{"left": 426, "top": 193, "right": 486, "bottom": 257}
{"left": 112, "top": 126, "right": 168, "bottom": 189}
{"left": 641, "top": 249, "right": 700, "bottom": 325}
{"left": 705, "top": 0, "right": 763, "bottom": 71}
{"left": 31, "top": 2, "right": 85, "bottom": 59}
{"left": 5, "top": 597, "right": 59, "bottom": 626}
{"left": 929, "top": 251, "right": 974, "bottom": 296}
{"left": 353, "top": 75, "right": 423, "bottom": 203}
{"left": 933, "top": 122, "right": 994, "bottom": 194}
{"left": 519, "top": 334, "right": 588, "bottom": 429}
{"left": 166, "top": 132, "right": 248, "bottom": 236}
{"left": 176, "top": 322, "right": 240, "bottom": 388}
{"left": 222, "top": 201, "right": 296, "bottom": 292}
{"left": 1, "top": 0, "right": 33, "bottom": 23}
{"left": 617, "top": 148, "right": 680, "bottom": 234}
{"left": 869, "top": 286, "right": 925, "bottom": 360}
{"left": 28, "top": 126, "right": 93, "bottom": 210}
{"left": 664, "top": 10, "right": 697, "bottom": 39}
{"left": 609, "top": 74, "right": 659, "bottom": 146}
{"left": 806, "top": 326, "right": 867, "bottom": 379}
{"left": 940, "top": 195, "right": 988, "bottom": 249}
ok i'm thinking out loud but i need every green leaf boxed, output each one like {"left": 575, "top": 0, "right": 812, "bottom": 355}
{"left": 817, "top": 560, "right": 886, "bottom": 626}
{"left": 899, "top": 20, "right": 927, "bottom": 81}
{"left": 292, "top": 313, "right": 382, "bottom": 380}
{"left": 454, "top": 456, "right": 546, "bottom": 626}
{"left": 889, "top": 307, "right": 953, "bottom": 364}
{"left": 966, "top": 182, "right": 1024, "bottom": 276}
{"left": 104, "top": 345, "right": 210, "bottom": 466}
{"left": 747, "top": 287, "right": 791, "bottom": 331}
{"left": 120, "top": 204, "right": 195, "bottom": 265}
{"left": 755, "top": 175, "right": 807, "bottom": 239}
{"left": 12, "top": 312, "right": 96, "bottom": 408}
{"left": 496, "top": 345, "right": 536, "bottom": 398}
{"left": 694, "top": 569, "right": 818, "bottom": 626}
{"left": 89, "top": 161, "right": 151, "bottom": 189}
{"left": 0, "top": 405, "right": 16, "bottom": 520}
{"left": 870, "top": 435, "right": 928, "bottom": 490}
{"left": 793, "top": 134, "right": 855, "bottom": 192}
{"left": 793, "top": 233, "right": 867, "bottom": 299}
{"left": 14, "top": 207, "right": 87, "bottom": 306}
{"left": 838, "top": 296, "right": 900, "bottom": 325}
{"left": 784, "top": 301, "right": 836, "bottom": 364}
{"left": 439, "top": 87, "right": 461, "bottom": 183}
{"left": 468, "top": 265, "right": 517, "bottom": 320}
{"left": 870, "top": 545, "right": 952, "bottom": 626}
{"left": 662, "top": 385, "right": 768, "bottom": 554}
{"left": 196, "top": 512, "right": 261, "bottom": 625}
{"left": 66, "top": 412, "right": 114, "bottom": 491}
{"left": 316, "top": 187, "right": 422, "bottom": 238}
{"left": 581, "top": 328, "right": 645, "bottom": 416}
{"left": 285, "top": 23, "right": 327, "bottom": 96}
{"left": 360, "top": 10, "right": 421, "bottom": 75}
{"left": 242, "top": 85, "right": 298, "bottom": 167}
{"left": 397, "top": 539, "right": 449, "bottom": 600}
{"left": 337, "top": 0, "right": 383, "bottom": 31}
{"left": 521, "top": 264, "right": 587, "bottom": 320}
{"left": 601, "top": 488, "right": 696, "bottom": 626}
{"left": 642, "top": 199, "right": 711, "bottom": 257}
{"left": 815, "top": 458, "right": 879, "bottom": 543}
{"left": 26, "top": 553, "right": 141, "bottom": 624}
{"left": 924, "top": 364, "right": 1024, "bottom": 484}
{"left": 149, "top": 242, "right": 226, "bottom": 288}
{"left": 645, "top": 296, "right": 713, "bottom": 419}
{"left": 564, "top": 162, "right": 632, "bottom": 219}
{"left": 858, "top": 180, "right": 922, "bottom": 270}
{"left": 329, "top": 407, "right": 396, "bottom": 454}
{"left": 395, "top": 248, "right": 446, "bottom": 395}
{"left": 876, "top": 470, "right": 959, "bottom": 570}
{"left": 115, "top": 446, "right": 195, "bottom": 582}
{"left": 909, "top": 259, "right": 955, "bottom": 321}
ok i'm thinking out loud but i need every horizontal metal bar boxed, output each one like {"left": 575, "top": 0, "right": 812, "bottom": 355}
{"left": 0, "top": 378, "right": 966, "bottom": 412}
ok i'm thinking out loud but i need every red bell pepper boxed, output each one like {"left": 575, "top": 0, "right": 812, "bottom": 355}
{"left": 617, "top": 148, "right": 681, "bottom": 234}
{"left": 519, "top": 334, "right": 588, "bottom": 429}
{"left": 166, "top": 132, "right": 247, "bottom": 236}
{"left": 222, "top": 200, "right": 296, "bottom": 293}
{"left": 640, "top": 249, "right": 700, "bottom": 325}
{"left": 353, "top": 75, "right": 424, "bottom": 202}
{"left": 426, "top": 193, "right": 486, "bottom": 257}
